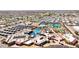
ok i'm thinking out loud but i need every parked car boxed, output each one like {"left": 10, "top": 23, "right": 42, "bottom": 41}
{"left": 23, "top": 39, "right": 34, "bottom": 46}
{"left": 15, "top": 38, "right": 25, "bottom": 46}
{"left": 33, "top": 35, "right": 49, "bottom": 46}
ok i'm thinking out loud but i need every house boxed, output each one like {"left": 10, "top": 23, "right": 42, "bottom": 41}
{"left": 39, "top": 21, "right": 46, "bottom": 28}
{"left": 51, "top": 22, "right": 61, "bottom": 28}
{"left": 33, "top": 28, "right": 41, "bottom": 34}
{"left": 31, "top": 28, "right": 41, "bottom": 37}
{"left": 63, "top": 33, "right": 78, "bottom": 45}
{"left": 48, "top": 22, "right": 61, "bottom": 28}
{"left": 24, "top": 27, "right": 41, "bottom": 38}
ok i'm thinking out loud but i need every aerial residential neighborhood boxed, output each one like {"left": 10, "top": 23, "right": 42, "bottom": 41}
{"left": 0, "top": 10, "right": 79, "bottom": 48}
